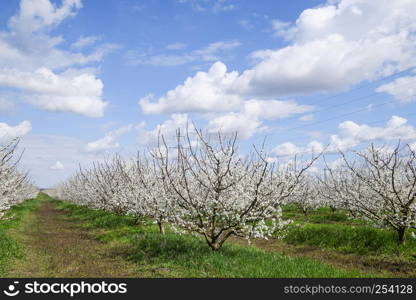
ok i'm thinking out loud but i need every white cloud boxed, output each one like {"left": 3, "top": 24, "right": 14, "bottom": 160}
{"left": 71, "top": 35, "right": 100, "bottom": 49}
{"left": 50, "top": 161, "right": 64, "bottom": 170}
{"left": 140, "top": 61, "right": 313, "bottom": 139}
{"left": 0, "top": 0, "right": 112, "bottom": 117}
{"left": 273, "top": 141, "right": 324, "bottom": 157}
{"left": 138, "top": 114, "right": 190, "bottom": 146}
{"left": 207, "top": 99, "right": 312, "bottom": 139}
{"left": 232, "top": 0, "right": 416, "bottom": 98}
{"left": 139, "top": 0, "right": 416, "bottom": 140}
{"left": 0, "top": 120, "right": 32, "bottom": 142}
{"left": 0, "top": 67, "right": 107, "bottom": 117}
{"left": 376, "top": 75, "right": 416, "bottom": 103}
{"left": 140, "top": 62, "right": 312, "bottom": 116}
{"left": 242, "top": 99, "right": 311, "bottom": 120}
{"left": 9, "top": 0, "right": 82, "bottom": 34}
{"left": 125, "top": 40, "right": 241, "bottom": 67}
{"left": 273, "top": 115, "right": 416, "bottom": 157}
{"left": 85, "top": 124, "right": 133, "bottom": 153}
{"left": 140, "top": 62, "right": 241, "bottom": 114}
{"left": 208, "top": 113, "right": 265, "bottom": 140}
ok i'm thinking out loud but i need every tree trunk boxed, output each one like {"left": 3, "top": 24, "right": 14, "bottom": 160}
{"left": 303, "top": 210, "right": 309, "bottom": 221}
{"left": 206, "top": 231, "right": 233, "bottom": 251}
{"left": 133, "top": 216, "right": 142, "bottom": 225}
{"left": 157, "top": 221, "right": 165, "bottom": 234}
{"left": 397, "top": 227, "right": 406, "bottom": 244}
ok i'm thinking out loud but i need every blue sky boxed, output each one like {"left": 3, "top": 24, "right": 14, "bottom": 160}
{"left": 0, "top": 0, "right": 416, "bottom": 187}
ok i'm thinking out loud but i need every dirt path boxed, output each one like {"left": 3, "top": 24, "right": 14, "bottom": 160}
{"left": 7, "top": 201, "right": 141, "bottom": 278}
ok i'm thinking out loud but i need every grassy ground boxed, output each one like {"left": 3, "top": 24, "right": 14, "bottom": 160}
{"left": 282, "top": 205, "right": 416, "bottom": 258}
{"left": 52, "top": 197, "right": 370, "bottom": 278}
{"left": 7, "top": 194, "right": 142, "bottom": 277}
{"left": 271, "top": 204, "right": 416, "bottom": 277}
{"left": 3, "top": 193, "right": 414, "bottom": 278}
{"left": 0, "top": 197, "right": 39, "bottom": 276}
{"left": 285, "top": 223, "right": 416, "bottom": 257}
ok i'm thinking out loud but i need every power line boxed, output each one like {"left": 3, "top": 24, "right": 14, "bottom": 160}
{"left": 311, "top": 78, "right": 416, "bottom": 114}
{"left": 305, "top": 66, "right": 416, "bottom": 106}
{"left": 251, "top": 66, "right": 416, "bottom": 131}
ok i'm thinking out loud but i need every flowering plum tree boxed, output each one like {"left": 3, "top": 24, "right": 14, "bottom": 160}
{"left": 155, "top": 128, "right": 318, "bottom": 250}
{"left": 327, "top": 143, "right": 416, "bottom": 244}
{"left": 0, "top": 138, "right": 38, "bottom": 218}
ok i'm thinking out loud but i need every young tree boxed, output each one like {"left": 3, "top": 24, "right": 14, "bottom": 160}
{"left": 328, "top": 143, "right": 416, "bottom": 244}
{"left": 156, "top": 127, "right": 317, "bottom": 250}
{"left": 289, "top": 175, "right": 324, "bottom": 220}
{"left": 127, "top": 153, "right": 176, "bottom": 233}
{"left": 0, "top": 138, "right": 37, "bottom": 218}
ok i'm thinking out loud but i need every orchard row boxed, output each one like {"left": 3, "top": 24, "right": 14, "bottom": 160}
{"left": 47, "top": 128, "right": 416, "bottom": 249}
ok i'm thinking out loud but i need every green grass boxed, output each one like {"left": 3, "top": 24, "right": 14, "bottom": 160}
{"left": 285, "top": 223, "right": 416, "bottom": 258}
{"left": 0, "top": 196, "right": 39, "bottom": 275}
{"left": 127, "top": 231, "right": 371, "bottom": 277}
{"left": 52, "top": 198, "right": 371, "bottom": 278}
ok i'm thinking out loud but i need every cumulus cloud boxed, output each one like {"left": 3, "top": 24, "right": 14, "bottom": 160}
{"left": 85, "top": 124, "right": 133, "bottom": 153}
{"left": 329, "top": 116, "right": 416, "bottom": 151}
{"left": 0, "top": 0, "right": 111, "bottom": 117}
{"left": 9, "top": 0, "right": 82, "bottom": 35}
{"left": 140, "top": 62, "right": 311, "bottom": 115}
{"left": 208, "top": 113, "right": 265, "bottom": 140}
{"left": 233, "top": 0, "right": 416, "bottom": 97}
{"left": 140, "top": 62, "right": 313, "bottom": 138}
{"left": 50, "top": 161, "right": 64, "bottom": 170}
{"left": 0, "top": 68, "right": 107, "bottom": 117}
{"left": 299, "top": 114, "right": 314, "bottom": 121}
{"left": 138, "top": 0, "right": 416, "bottom": 142}
{"left": 376, "top": 75, "right": 416, "bottom": 103}
{"left": 0, "top": 120, "right": 32, "bottom": 142}
{"left": 156, "top": 0, "right": 416, "bottom": 112}
{"left": 138, "top": 114, "right": 190, "bottom": 146}
{"left": 273, "top": 115, "right": 416, "bottom": 157}
{"left": 208, "top": 99, "right": 312, "bottom": 139}
{"left": 140, "top": 62, "right": 241, "bottom": 114}
{"left": 273, "top": 141, "right": 324, "bottom": 157}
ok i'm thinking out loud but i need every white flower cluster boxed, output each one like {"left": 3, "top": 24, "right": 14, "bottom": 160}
{"left": 287, "top": 175, "right": 325, "bottom": 218}
{"left": 56, "top": 128, "right": 317, "bottom": 250}
{"left": 0, "top": 138, "right": 38, "bottom": 218}
{"left": 322, "top": 143, "right": 416, "bottom": 244}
